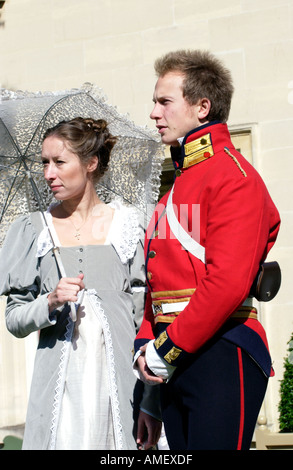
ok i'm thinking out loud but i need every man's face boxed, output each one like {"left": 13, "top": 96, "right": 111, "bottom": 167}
{"left": 150, "top": 71, "right": 202, "bottom": 146}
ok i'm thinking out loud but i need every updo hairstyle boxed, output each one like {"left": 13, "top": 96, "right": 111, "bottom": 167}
{"left": 43, "top": 117, "right": 117, "bottom": 181}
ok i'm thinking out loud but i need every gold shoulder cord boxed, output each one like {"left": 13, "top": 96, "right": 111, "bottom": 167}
{"left": 224, "top": 147, "right": 247, "bottom": 177}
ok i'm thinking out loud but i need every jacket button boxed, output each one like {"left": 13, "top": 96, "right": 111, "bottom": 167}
{"left": 147, "top": 272, "right": 152, "bottom": 280}
{"left": 149, "top": 250, "right": 156, "bottom": 258}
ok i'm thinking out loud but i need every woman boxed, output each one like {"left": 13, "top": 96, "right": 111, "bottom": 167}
{"left": 0, "top": 117, "right": 161, "bottom": 450}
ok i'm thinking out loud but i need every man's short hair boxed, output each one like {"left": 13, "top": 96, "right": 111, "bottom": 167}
{"left": 154, "top": 49, "right": 234, "bottom": 123}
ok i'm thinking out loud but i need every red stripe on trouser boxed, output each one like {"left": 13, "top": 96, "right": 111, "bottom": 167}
{"left": 237, "top": 347, "right": 245, "bottom": 450}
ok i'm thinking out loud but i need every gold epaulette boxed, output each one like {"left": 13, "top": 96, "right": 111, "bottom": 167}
{"left": 183, "top": 133, "right": 214, "bottom": 168}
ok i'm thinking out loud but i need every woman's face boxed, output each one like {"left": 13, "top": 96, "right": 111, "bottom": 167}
{"left": 41, "top": 135, "right": 95, "bottom": 201}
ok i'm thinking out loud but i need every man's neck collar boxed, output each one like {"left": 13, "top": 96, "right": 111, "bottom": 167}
{"left": 171, "top": 121, "right": 222, "bottom": 169}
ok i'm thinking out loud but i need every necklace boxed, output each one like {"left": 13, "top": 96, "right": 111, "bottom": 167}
{"left": 68, "top": 215, "right": 91, "bottom": 241}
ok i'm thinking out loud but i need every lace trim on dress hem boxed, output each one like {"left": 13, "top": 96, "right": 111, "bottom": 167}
{"left": 87, "top": 290, "right": 124, "bottom": 450}
{"left": 48, "top": 290, "right": 124, "bottom": 451}
{"left": 49, "top": 315, "right": 74, "bottom": 450}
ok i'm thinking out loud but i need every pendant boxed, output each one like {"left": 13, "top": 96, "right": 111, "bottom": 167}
{"left": 74, "top": 232, "right": 81, "bottom": 240}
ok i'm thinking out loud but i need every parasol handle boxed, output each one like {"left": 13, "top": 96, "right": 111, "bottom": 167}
{"left": 52, "top": 245, "right": 83, "bottom": 322}
{"left": 52, "top": 246, "right": 67, "bottom": 278}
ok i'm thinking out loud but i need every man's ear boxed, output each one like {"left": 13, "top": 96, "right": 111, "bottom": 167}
{"left": 198, "top": 98, "right": 211, "bottom": 120}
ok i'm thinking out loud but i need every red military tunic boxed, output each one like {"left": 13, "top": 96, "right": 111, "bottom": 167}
{"left": 135, "top": 121, "right": 280, "bottom": 377}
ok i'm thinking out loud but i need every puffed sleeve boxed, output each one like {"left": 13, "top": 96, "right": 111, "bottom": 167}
{"left": 0, "top": 215, "right": 56, "bottom": 338}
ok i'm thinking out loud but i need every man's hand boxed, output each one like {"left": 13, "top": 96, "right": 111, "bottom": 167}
{"left": 136, "top": 410, "right": 162, "bottom": 450}
{"left": 136, "top": 344, "right": 164, "bottom": 385}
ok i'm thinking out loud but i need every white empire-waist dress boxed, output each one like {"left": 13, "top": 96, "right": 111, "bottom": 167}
{"left": 0, "top": 201, "right": 148, "bottom": 450}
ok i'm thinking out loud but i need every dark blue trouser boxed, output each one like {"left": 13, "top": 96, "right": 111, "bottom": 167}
{"left": 160, "top": 337, "right": 268, "bottom": 450}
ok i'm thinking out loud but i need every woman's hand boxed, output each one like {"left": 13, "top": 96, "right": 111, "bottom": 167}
{"left": 136, "top": 410, "right": 162, "bottom": 450}
{"left": 47, "top": 273, "right": 85, "bottom": 312}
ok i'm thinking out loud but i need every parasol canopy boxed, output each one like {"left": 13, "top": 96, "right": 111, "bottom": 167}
{"left": 0, "top": 83, "right": 164, "bottom": 246}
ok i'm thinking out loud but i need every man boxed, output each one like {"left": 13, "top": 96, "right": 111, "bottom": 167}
{"left": 134, "top": 50, "right": 280, "bottom": 450}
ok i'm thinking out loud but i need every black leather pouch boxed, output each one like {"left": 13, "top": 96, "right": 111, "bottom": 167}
{"left": 250, "top": 261, "right": 281, "bottom": 302}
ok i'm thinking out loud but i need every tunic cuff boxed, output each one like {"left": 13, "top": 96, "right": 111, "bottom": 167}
{"left": 153, "top": 329, "right": 190, "bottom": 367}
{"left": 145, "top": 340, "right": 176, "bottom": 382}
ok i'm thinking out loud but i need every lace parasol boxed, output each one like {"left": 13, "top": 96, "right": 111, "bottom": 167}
{"left": 0, "top": 83, "right": 164, "bottom": 246}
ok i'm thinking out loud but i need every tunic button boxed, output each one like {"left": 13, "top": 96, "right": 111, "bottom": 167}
{"left": 201, "top": 138, "right": 207, "bottom": 145}
{"left": 149, "top": 250, "right": 156, "bottom": 258}
{"left": 175, "top": 169, "right": 182, "bottom": 177}
{"left": 147, "top": 272, "right": 152, "bottom": 280}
